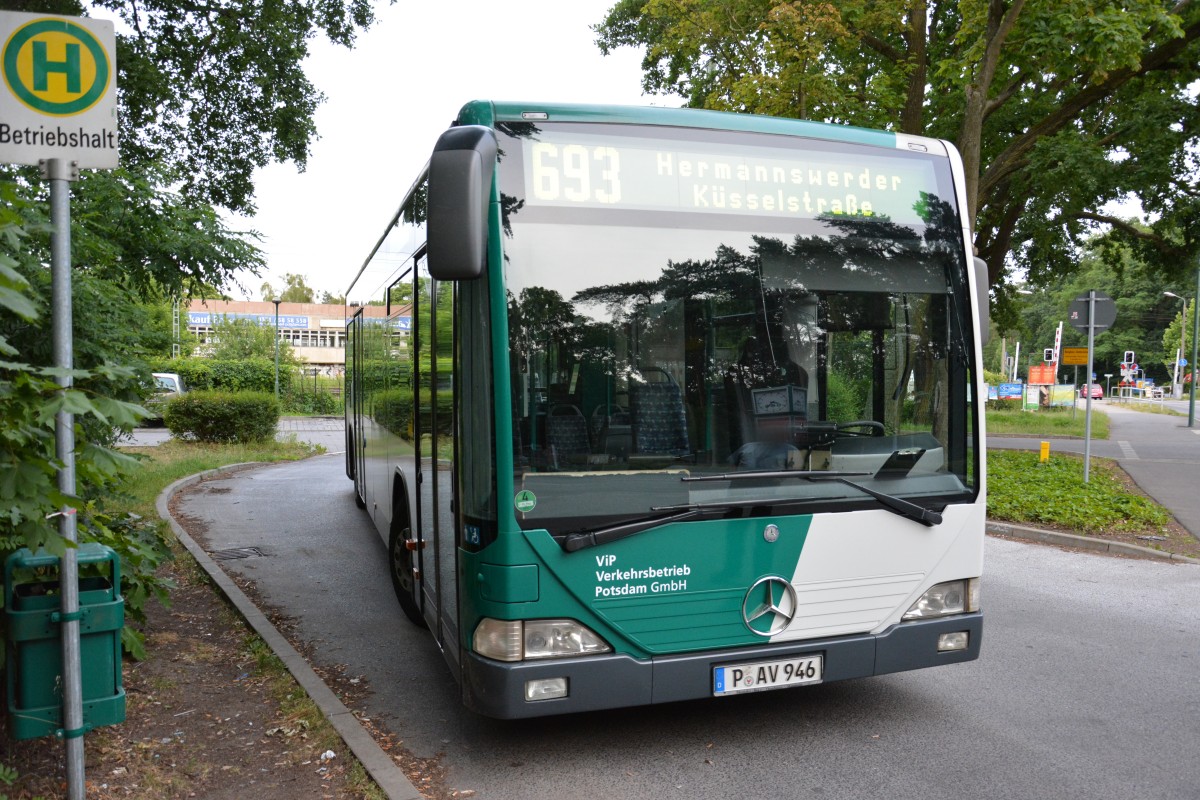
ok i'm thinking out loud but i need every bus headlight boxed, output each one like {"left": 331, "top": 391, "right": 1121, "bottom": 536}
{"left": 473, "top": 618, "right": 612, "bottom": 662}
{"left": 902, "top": 578, "right": 980, "bottom": 620}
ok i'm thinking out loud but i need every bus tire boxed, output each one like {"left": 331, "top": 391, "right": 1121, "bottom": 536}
{"left": 389, "top": 525, "right": 427, "bottom": 628}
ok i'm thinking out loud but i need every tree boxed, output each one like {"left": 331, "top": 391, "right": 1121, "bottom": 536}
{"left": 997, "top": 234, "right": 1187, "bottom": 384}
{"left": 6, "top": 0, "right": 377, "bottom": 214}
{"left": 596, "top": 0, "right": 1200, "bottom": 325}
{"left": 64, "top": 167, "right": 265, "bottom": 298}
{"left": 261, "top": 273, "right": 316, "bottom": 303}
{"left": 1161, "top": 297, "right": 1195, "bottom": 381}
{"left": 205, "top": 315, "right": 298, "bottom": 364}
{"left": 320, "top": 290, "right": 346, "bottom": 305}
{"left": 4, "top": 1, "right": 379, "bottom": 299}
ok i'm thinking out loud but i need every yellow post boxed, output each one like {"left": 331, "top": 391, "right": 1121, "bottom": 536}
{"left": 1040, "top": 441, "right": 1050, "bottom": 462}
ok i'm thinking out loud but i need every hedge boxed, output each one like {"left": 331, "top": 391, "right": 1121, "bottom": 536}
{"left": 152, "top": 356, "right": 292, "bottom": 394}
{"left": 164, "top": 390, "right": 281, "bottom": 443}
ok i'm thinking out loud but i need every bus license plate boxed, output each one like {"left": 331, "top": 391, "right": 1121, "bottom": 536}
{"left": 713, "top": 655, "right": 823, "bottom": 696}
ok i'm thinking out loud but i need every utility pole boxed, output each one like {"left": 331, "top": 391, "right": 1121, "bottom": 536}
{"left": 1165, "top": 291, "right": 1186, "bottom": 398}
{"left": 1190, "top": 264, "right": 1199, "bottom": 428}
{"left": 273, "top": 299, "right": 282, "bottom": 400}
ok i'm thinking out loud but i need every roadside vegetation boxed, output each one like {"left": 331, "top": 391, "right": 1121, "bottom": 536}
{"left": 986, "top": 449, "right": 1195, "bottom": 558}
{"left": 116, "top": 439, "right": 318, "bottom": 517}
{"left": 988, "top": 450, "right": 1171, "bottom": 534}
{"left": 986, "top": 405, "right": 1110, "bottom": 438}
{"left": 983, "top": 405, "right": 1196, "bottom": 557}
{"left": 2, "top": 438, "right": 389, "bottom": 799}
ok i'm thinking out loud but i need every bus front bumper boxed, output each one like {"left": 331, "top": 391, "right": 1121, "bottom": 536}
{"left": 461, "top": 613, "right": 982, "bottom": 719}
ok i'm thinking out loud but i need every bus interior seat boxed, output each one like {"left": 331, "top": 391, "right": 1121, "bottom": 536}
{"left": 630, "top": 369, "right": 690, "bottom": 457}
{"left": 546, "top": 404, "right": 590, "bottom": 468}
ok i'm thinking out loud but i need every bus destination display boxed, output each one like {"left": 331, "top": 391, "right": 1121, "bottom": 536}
{"left": 522, "top": 131, "right": 940, "bottom": 225}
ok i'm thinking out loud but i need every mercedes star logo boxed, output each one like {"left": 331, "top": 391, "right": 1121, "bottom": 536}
{"left": 742, "top": 576, "right": 798, "bottom": 637}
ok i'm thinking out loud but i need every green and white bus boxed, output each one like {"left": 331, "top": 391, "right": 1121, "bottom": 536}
{"left": 345, "top": 101, "right": 987, "bottom": 719}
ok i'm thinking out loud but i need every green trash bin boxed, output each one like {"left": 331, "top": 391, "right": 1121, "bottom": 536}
{"left": 5, "top": 544, "right": 125, "bottom": 740}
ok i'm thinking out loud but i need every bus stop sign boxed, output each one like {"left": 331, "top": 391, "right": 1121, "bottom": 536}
{"left": 1067, "top": 291, "right": 1116, "bottom": 333}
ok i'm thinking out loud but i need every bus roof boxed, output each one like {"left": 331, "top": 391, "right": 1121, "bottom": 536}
{"left": 457, "top": 100, "right": 921, "bottom": 152}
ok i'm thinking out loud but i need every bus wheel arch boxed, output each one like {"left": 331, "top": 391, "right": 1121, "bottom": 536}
{"left": 388, "top": 474, "right": 427, "bottom": 628}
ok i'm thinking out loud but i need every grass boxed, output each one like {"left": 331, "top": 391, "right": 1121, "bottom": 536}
{"left": 986, "top": 405, "right": 1110, "bottom": 438}
{"left": 987, "top": 450, "right": 1172, "bottom": 535}
{"left": 116, "top": 438, "right": 321, "bottom": 517}
{"left": 1109, "top": 398, "right": 1184, "bottom": 415}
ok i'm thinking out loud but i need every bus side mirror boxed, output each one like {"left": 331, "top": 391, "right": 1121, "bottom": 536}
{"left": 973, "top": 256, "right": 991, "bottom": 347}
{"left": 427, "top": 125, "right": 497, "bottom": 281}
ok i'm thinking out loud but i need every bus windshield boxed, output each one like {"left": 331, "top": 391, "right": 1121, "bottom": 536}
{"left": 497, "top": 122, "right": 979, "bottom": 539}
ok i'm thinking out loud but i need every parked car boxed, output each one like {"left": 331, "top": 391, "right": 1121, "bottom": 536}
{"left": 1078, "top": 383, "right": 1103, "bottom": 399}
{"left": 147, "top": 372, "right": 186, "bottom": 423}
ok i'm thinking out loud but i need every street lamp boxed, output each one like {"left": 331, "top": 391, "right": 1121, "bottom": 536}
{"left": 1165, "top": 291, "right": 1186, "bottom": 398}
{"left": 272, "top": 299, "right": 281, "bottom": 401}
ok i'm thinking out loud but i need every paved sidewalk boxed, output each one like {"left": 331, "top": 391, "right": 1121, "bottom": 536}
{"left": 120, "top": 416, "right": 347, "bottom": 451}
{"left": 988, "top": 400, "right": 1200, "bottom": 538}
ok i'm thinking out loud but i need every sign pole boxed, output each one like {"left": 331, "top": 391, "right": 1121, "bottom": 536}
{"left": 1190, "top": 265, "right": 1198, "bottom": 428}
{"left": 45, "top": 157, "right": 86, "bottom": 800}
{"left": 1083, "top": 291, "right": 1096, "bottom": 483}
{"left": 2, "top": 13, "right": 119, "bottom": 795}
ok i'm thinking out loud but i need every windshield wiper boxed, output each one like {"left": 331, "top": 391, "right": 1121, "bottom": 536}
{"left": 681, "top": 470, "right": 941, "bottom": 527}
{"left": 682, "top": 470, "right": 870, "bottom": 482}
{"left": 562, "top": 506, "right": 728, "bottom": 552}
{"left": 565, "top": 472, "right": 942, "bottom": 553}
{"left": 820, "top": 476, "right": 942, "bottom": 527}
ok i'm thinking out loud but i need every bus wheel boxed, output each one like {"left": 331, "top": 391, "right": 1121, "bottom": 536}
{"left": 389, "top": 526, "right": 427, "bottom": 628}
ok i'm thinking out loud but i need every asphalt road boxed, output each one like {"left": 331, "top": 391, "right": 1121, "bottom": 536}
{"left": 173, "top": 452, "right": 1200, "bottom": 800}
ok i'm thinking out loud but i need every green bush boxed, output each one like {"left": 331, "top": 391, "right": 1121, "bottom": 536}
{"left": 165, "top": 390, "right": 280, "bottom": 443}
{"left": 370, "top": 387, "right": 452, "bottom": 437}
{"left": 983, "top": 368, "right": 1007, "bottom": 386}
{"left": 285, "top": 387, "right": 342, "bottom": 415}
{"left": 152, "top": 356, "right": 291, "bottom": 395}
{"left": 373, "top": 387, "right": 413, "bottom": 436}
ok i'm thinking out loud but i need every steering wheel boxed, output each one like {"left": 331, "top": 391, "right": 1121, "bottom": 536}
{"left": 836, "top": 420, "right": 885, "bottom": 437}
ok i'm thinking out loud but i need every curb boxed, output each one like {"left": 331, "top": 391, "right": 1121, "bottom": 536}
{"left": 986, "top": 521, "right": 1200, "bottom": 564}
{"left": 156, "top": 467, "right": 424, "bottom": 800}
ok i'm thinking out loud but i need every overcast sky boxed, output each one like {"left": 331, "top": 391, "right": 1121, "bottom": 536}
{"left": 232, "top": 0, "right": 668, "bottom": 301}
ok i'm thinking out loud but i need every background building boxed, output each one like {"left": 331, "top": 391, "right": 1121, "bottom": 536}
{"left": 186, "top": 300, "right": 394, "bottom": 373}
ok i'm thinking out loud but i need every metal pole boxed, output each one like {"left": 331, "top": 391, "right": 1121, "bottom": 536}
{"left": 45, "top": 158, "right": 86, "bottom": 800}
{"left": 1190, "top": 265, "right": 1198, "bottom": 428}
{"left": 1179, "top": 303, "right": 1186, "bottom": 399}
{"left": 1083, "top": 290, "right": 1096, "bottom": 483}
{"left": 273, "top": 299, "right": 281, "bottom": 400}
{"left": 1167, "top": 292, "right": 1185, "bottom": 398}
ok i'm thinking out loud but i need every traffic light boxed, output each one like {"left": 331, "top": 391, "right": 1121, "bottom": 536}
{"left": 1044, "top": 348, "right": 1054, "bottom": 362}
{"left": 1123, "top": 351, "right": 1136, "bottom": 364}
